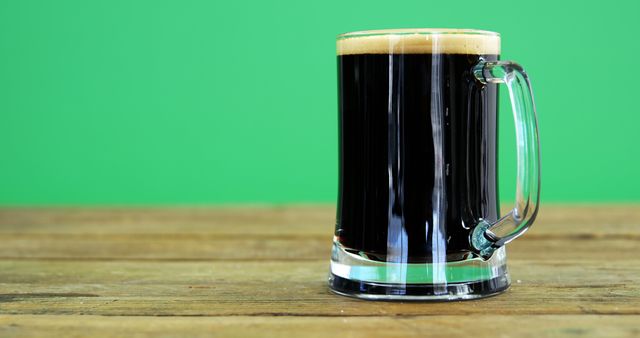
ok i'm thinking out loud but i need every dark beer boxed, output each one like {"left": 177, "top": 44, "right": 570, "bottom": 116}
{"left": 335, "top": 40, "right": 500, "bottom": 263}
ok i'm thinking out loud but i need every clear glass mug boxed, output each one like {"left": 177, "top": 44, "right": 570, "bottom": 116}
{"left": 329, "top": 29, "right": 540, "bottom": 300}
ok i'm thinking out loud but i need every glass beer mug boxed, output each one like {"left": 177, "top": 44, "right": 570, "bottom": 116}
{"left": 329, "top": 29, "right": 540, "bottom": 300}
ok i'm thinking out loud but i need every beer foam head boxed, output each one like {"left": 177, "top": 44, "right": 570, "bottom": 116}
{"left": 337, "top": 29, "right": 500, "bottom": 55}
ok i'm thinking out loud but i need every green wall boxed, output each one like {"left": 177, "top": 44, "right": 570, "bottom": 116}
{"left": 1, "top": 0, "right": 638, "bottom": 204}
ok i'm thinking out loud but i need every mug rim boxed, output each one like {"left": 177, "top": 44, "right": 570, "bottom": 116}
{"left": 337, "top": 28, "right": 499, "bottom": 40}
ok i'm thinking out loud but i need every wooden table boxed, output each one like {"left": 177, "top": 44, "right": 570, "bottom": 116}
{"left": 0, "top": 205, "right": 638, "bottom": 337}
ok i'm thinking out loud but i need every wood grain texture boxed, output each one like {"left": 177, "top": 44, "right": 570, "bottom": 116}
{"left": 1, "top": 315, "right": 639, "bottom": 338}
{"left": 0, "top": 205, "right": 639, "bottom": 337}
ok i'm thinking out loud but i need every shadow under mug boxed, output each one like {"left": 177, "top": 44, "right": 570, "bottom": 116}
{"left": 329, "top": 29, "right": 540, "bottom": 301}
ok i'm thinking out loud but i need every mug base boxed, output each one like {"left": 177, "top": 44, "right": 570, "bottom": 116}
{"left": 328, "top": 241, "right": 510, "bottom": 301}
{"left": 329, "top": 273, "right": 509, "bottom": 301}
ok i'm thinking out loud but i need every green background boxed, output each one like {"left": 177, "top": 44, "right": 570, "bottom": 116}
{"left": 1, "top": 0, "right": 638, "bottom": 205}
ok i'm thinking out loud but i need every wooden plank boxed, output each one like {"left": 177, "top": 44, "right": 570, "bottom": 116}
{"left": 0, "top": 206, "right": 336, "bottom": 236}
{"left": 1, "top": 315, "right": 639, "bottom": 338}
{"left": 0, "top": 206, "right": 637, "bottom": 261}
{"left": 1, "top": 205, "right": 639, "bottom": 237}
{"left": 0, "top": 260, "right": 638, "bottom": 316}
{"left": 0, "top": 234, "right": 636, "bottom": 261}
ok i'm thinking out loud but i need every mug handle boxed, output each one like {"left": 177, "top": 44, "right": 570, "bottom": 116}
{"left": 470, "top": 61, "right": 541, "bottom": 259}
